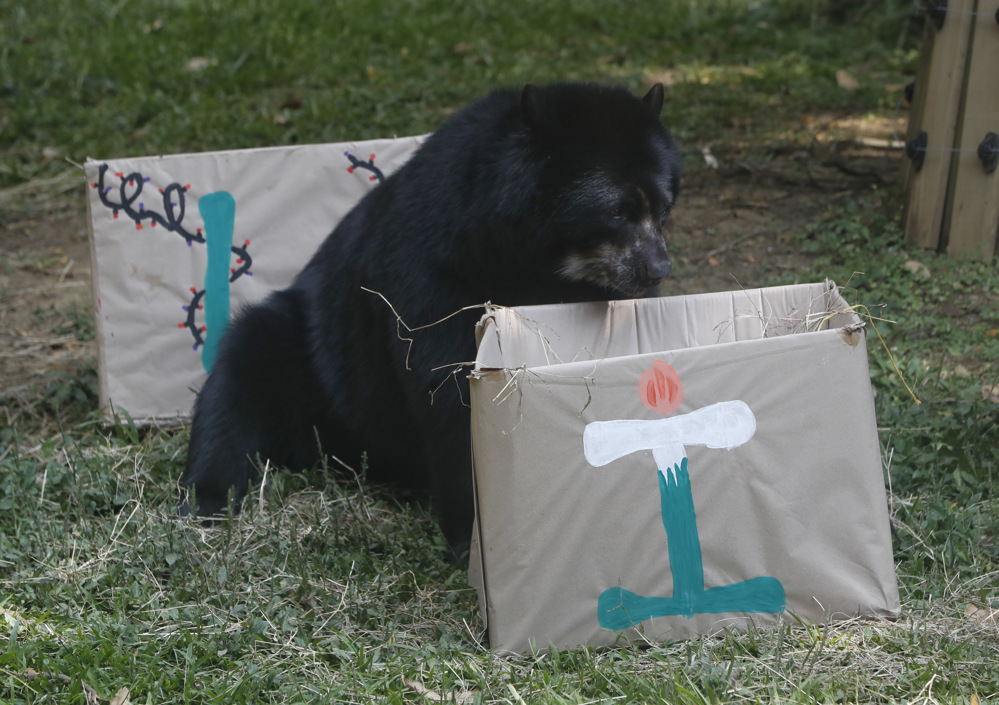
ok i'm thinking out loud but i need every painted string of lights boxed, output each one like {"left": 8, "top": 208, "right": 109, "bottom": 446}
{"left": 91, "top": 163, "right": 251, "bottom": 364}
{"left": 345, "top": 152, "right": 384, "bottom": 183}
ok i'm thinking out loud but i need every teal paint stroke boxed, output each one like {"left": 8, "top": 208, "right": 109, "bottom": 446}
{"left": 598, "top": 457, "right": 785, "bottom": 631}
{"left": 198, "top": 191, "right": 236, "bottom": 373}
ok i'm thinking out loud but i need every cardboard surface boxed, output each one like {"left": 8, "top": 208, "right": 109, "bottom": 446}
{"left": 468, "top": 282, "right": 899, "bottom": 653}
{"left": 84, "top": 137, "right": 425, "bottom": 423}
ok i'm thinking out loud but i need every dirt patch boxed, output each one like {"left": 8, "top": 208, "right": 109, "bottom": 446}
{"left": 0, "top": 140, "right": 903, "bottom": 426}
{"left": 1, "top": 178, "right": 95, "bottom": 415}
{"left": 664, "top": 138, "right": 901, "bottom": 295}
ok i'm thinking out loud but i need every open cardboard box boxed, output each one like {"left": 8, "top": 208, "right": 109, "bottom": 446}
{"left": 467, "top": 281, "right": 900, "bottom": 653}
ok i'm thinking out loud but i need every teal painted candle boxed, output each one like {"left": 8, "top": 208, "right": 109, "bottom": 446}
{"left": 598, "top": 458, "right": 786, "bottom": 630}
{"left": 197, "top": 191, "right": 236, "bottom": 373}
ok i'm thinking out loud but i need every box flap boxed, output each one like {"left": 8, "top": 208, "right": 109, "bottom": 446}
{"left": 474, "top": 281, "right": 861, "bottom": 372}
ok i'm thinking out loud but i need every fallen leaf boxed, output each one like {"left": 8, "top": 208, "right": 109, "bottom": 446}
{"left": 42, "top": 146, "right": 60, "bottom": 160}
{"left": 965, "top": 604, "right": 998, "bottom": 625}
{"left": 403, "top": 677, "right": 477, "bottom": 704}
{"left": 644, "top": 69, "right": 680, "bottom": 87}
{"left": 903, "top": 259, "right": 931, "bottom": 278}
{"left": 701, "top": 145, "right": 719, "bottom": 170}
{"left": 404, "top": 677, "right": 440, "bottom": 700}
{"left": 185, "top": 57, "right": 217, "bottom": 72}
{"left": 983, "top": 383, "right": 999, "bottom": 404}
{"left": 747, "top": 255, "right": 760, "bottom": 263}
{"left": 110, "top": 686, "right": 131, "bottom": 705}
{"left": 708, "top": 256, "right": 720, "bottom": 266}
{"left": 836, "top": 69, "right": 859, "bottom": 90}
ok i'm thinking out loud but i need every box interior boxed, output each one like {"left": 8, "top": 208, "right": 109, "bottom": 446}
{"left": 475, "top": 280, "right": 861, "bottom": 372}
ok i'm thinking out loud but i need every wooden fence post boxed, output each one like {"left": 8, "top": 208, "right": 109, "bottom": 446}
{"left": 903, "top": 0, "right": 977, "bottom": 253}
{"left": 942, "top": 0, "right": 999, "bottom": 260}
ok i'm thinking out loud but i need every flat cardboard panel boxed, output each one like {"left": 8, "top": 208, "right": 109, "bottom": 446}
{"left": 85, "top": 137, "right": 424, "bottom": 422}
{"left": 469, "top": 282, "right": 899, "bottom": 653}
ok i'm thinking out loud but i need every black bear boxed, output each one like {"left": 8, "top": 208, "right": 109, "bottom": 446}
{"left": 181, "top": 83, "right": 682, "bottom": 560}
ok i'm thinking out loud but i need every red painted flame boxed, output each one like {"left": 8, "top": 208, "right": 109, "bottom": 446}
{"left": 639, "top": 360, "right": 683, "bottom": 416}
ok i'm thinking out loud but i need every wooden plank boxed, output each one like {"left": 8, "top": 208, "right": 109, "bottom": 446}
{"left": 944, "top": 0, "right": 999, "bottom": 261}
{"left": 900, "top": 20, "right": 936, "bottom": 195}
{"left": 903, "top": 0, "right": 977, "bottom": 251}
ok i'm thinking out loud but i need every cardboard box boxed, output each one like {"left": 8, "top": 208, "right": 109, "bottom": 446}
{"left": 468, "top": 281, "right": 900, "bottom": 653}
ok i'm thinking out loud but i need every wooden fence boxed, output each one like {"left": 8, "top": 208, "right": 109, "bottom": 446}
{"left": 903, "top": 0, "right": 999, "bottom": 261}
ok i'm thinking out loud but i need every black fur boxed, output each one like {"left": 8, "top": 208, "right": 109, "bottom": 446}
{"left": 181, "top": 83, "right": 681, "bottom": 560}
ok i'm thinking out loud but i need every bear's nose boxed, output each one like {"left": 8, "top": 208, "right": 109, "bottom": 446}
{"left": 645, "top": 257, "right": 672, "bottom": 281}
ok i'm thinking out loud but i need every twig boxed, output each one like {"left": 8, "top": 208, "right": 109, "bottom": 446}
{"left": 38, "top": 460, "right": 48, "bottom": 506}
{"left": 819, "top": 157, "right": 895, "bottom": 184}
{"left": 57, "top": 257, "right": 75, "bottom": 284}
{"left": 704, "top": 230, "right": 772, "bottom": 260}
{"left": 258, "top": 459, "right": 271, "bottom": 512}
{"left": 361, "top": 287, "right": 487, "bottom": 334}
{"left": 16, "top": 669, "right": 102, "bottom": 705}
{"left": 360, "top": 287, "right": 487, "bottom": 370}
{"left": 833, "top": 137, "right": 906, "bottom": 151}
{"left": 817, "top": 303, "right": 920, "bottom": 405}
{"left": 428, "top": 363, "right": 473, "bottom": 407}
{"left": 0, "top": 170, "right": 80, "bottom": 203}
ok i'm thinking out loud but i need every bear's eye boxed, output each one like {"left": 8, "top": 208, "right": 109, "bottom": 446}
{"left": 658, "top": 208, "right": 671, "bottom": 226}
{"left": 610, "top": 206, "right": 625, "bottom": 219}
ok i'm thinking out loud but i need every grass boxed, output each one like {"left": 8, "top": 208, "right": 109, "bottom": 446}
{"left": 2, "top": 0, "right": 918, "bottom": 186}
{"left": 3, "top": 0, "right": 999, "bottom": 702}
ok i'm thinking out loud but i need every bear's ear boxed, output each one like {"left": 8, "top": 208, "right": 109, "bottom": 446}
{"left": 520, "top": 84, "right": 544, "bottom": 125}
{"left": 642, "top": 83, "right": 665, "bottom": 117}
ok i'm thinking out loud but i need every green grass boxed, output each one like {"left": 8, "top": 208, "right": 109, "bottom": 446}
{"left": 2, "top": 0, "right": 917, "bottom": 186}
{"left": 4, "top": 0, "right": 999, "bottom": 702}
{"left": 786, "top": 200, "right": 999, "bottom": 600}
